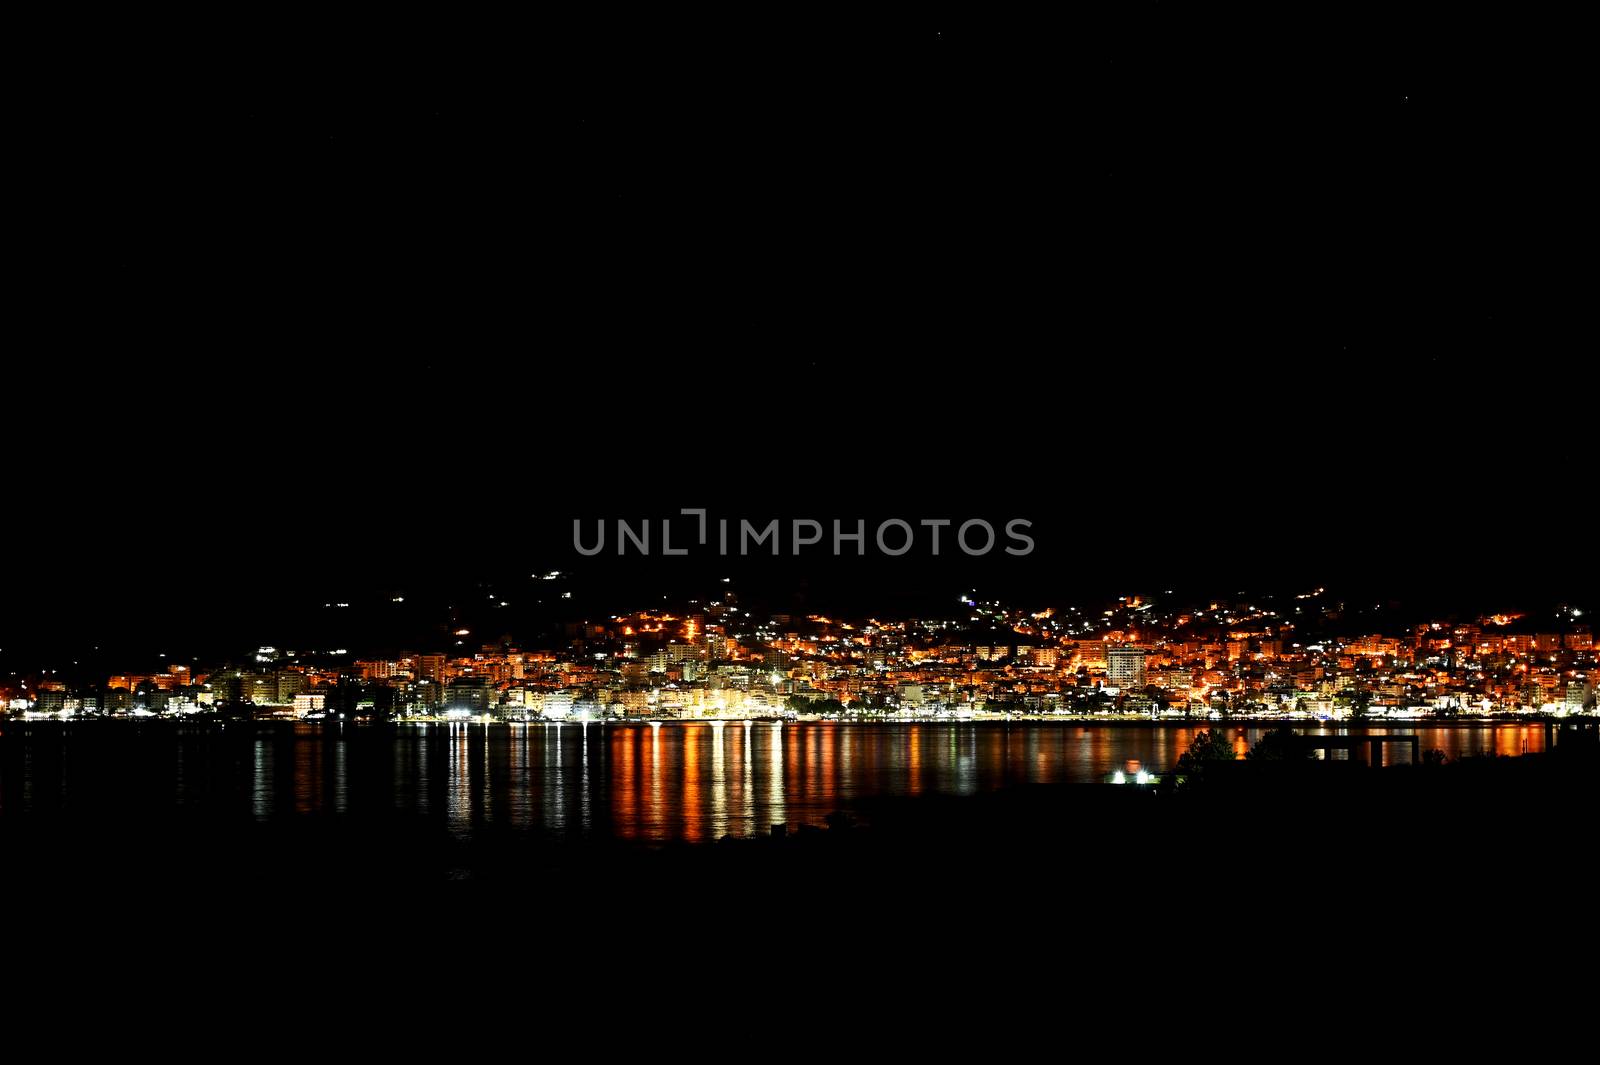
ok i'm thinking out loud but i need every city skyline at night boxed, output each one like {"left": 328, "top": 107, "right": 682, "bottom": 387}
{"left": 6, "top": 21, "right": 1595, "bottom": 901}
{"left": 7, "top": 580, "right": 1592, "bottom": 723}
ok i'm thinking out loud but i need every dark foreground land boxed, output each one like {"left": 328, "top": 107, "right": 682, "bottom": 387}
{"left": 4, "top": 726, "right": 1595, "bottom": 897}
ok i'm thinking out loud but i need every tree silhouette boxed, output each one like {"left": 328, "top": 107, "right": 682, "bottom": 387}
{"left": 1164, "top": 728, "right": 1237, "bottom": 791}
{"left": 1175, "top": 728, "right": 1235, "bottom": 771}
{"left": 1246, "top": 724, "right": 1309, "bottom": 761}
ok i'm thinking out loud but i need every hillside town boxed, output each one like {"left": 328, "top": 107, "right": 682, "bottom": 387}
{"left": 7, "top": 589, "right": 1593, "bottom": 723}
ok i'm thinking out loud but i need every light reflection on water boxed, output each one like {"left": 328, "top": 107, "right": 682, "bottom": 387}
{"left": 0, "top": 721, "right": 1557, "bottom": 842}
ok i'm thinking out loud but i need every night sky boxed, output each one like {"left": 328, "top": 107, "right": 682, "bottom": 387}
{"left": 7, "top": 20, "right": 1593, "bottom": 672}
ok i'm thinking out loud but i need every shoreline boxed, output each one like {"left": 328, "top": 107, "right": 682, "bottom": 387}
{"left": 3, "top": 714, "right": 1591, "bottom": 730}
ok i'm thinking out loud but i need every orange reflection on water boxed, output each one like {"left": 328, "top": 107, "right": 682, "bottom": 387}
{"left": 681, "top": 723, "right": 702, "bottom": 842}
{"left": 293, "top": 725, "right": 323, "bottom": 815}
{"left": 647, "top": 725, "right": 662, "bottom": 838}
{"left": 809, "top": 724, "right": 825, "bottom": 797}
{"left": 610, "top": 723, "right": 638, "bottom": 841}
{"left": 784, "top": 723, "right": 803, "bottom": 815}
{"left": 905, "top": 725, "right": 922, "bottom": 795}
{"left": 1090, "top": 726, "right": 1114, "bottom": 782}
{"left": 1494, "top": 725, "right": 1544, "bottom": 758}
{"left": 819, "top": 723, "right": 837, "bottom": 800}
{"left": 1032, "top": 729, "right": 1051, "bottom": 783}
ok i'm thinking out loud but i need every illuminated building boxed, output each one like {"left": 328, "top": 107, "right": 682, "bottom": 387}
{"left": 667, "top": 641, "right": 701, "bottom": 664}
{"left": 404, "top": 679, "right": 442, "bottom": 711}
{"left": 543, "top": 691, "right": 573, "bottom": 719}
{"left": 35, "top": 690, "right": 68, "bottom": 714}
{"left": 242, "top": 672, "right": 276, "bottom": 704}
{"left": 1565, "top": 678, "right": 1593, "bottom": 711}
{"left": 418, "top": 654, "right": 446, "bottom": 683}
{"left": 1107, "top": 646, "right": 1148, "bottom": 689}
{"left": 275, "top": 671, "right": 306, "bottom": 703}
{"left": 1347, "top": 635, "right": 1400, "bottom": 657}
{"left": 444, "top": 677, "right": 490, "bottom": 713}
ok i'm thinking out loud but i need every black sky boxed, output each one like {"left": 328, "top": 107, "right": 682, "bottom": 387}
{"left": 6, "top": 19, "right": 1594, "bottom": 670}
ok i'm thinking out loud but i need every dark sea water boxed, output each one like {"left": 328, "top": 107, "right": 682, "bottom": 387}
{"left": 0, "top": 720, "right": 1552, "bottom": 841}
